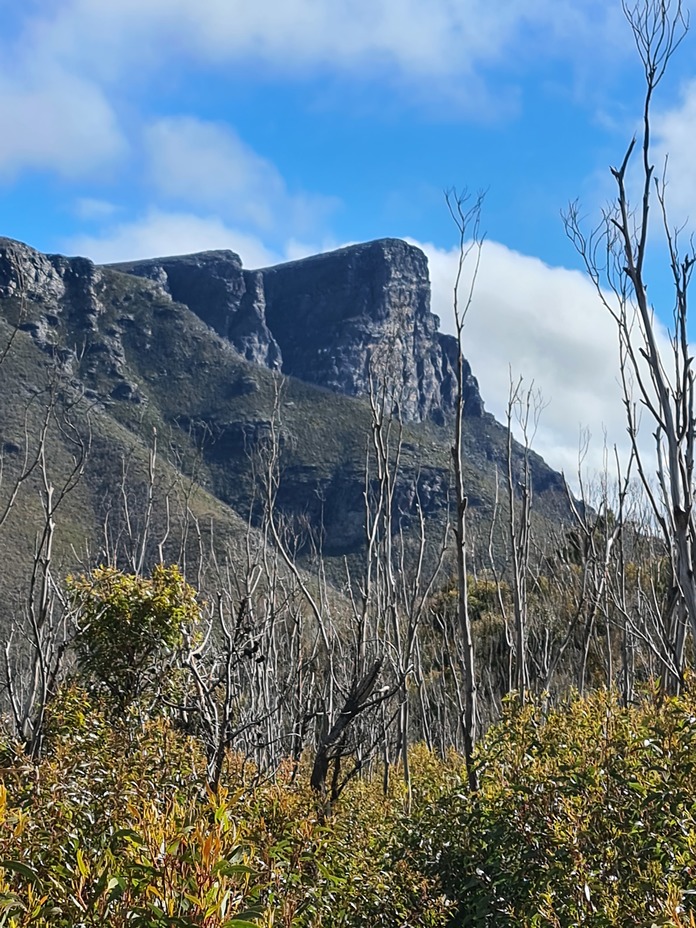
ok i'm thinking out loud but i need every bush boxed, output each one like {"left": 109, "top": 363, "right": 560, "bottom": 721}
{"left": 0, "top": 686, "right": 264, "bottom": 927}
{"left": 410, "top": 688, "right": 696, "bottom": 927}
{"left": 69, "top": 564, "right": 198, "bottom": 710}
{"left": 0, "top": 687, "right": 455, "bottom": 927}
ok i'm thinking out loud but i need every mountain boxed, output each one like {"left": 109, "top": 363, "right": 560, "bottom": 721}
{"left": 0, "top": 235, "right": 569, "bottom": 612}
{"left": 110, "top": 238, "right": 483, "bottom": 424}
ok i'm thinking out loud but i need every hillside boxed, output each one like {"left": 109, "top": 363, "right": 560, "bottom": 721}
{"left": 3, "top": 235, "right": 689, "bottom": 928}
{"left": 0, "top": 235, "right": 570, "bottom": 610}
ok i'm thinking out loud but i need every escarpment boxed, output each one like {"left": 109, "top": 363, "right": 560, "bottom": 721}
{"left": 0, "top": 233, "right": 568, "bottom": 586}
{"left": 111, "top": 238, "right": 483, "bottom": 424}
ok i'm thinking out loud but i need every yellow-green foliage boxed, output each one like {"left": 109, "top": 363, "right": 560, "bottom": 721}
{"left": 69, "top": 565, "right": 199, "bottom": 708}
{"left": 9, "top": 679, "right": 696, "bottom": 927}
{"left": 0, "top": 687, "right": 454, "bottom": 927}
{"left": 0, "top": 687, "right": 261, "bottom": 927}
{"left": 411, "top": 687, "right": 696, "bottom": 927}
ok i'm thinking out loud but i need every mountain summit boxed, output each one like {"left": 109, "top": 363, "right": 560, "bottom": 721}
{"left": 0, "top": 234, "right": 568, "bottom": 602}
{"left": 111, "top": 238, "right": 483, "bottom": 425}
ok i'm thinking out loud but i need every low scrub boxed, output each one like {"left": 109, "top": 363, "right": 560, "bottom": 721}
{"left": 411, "top": 687, "right": 696, "bottom": 926}
{"left": 0, "top": 687, "right": 454, "bottom": 927}
{"left": 4, "top": 685, "right": 696, "bottom": 925}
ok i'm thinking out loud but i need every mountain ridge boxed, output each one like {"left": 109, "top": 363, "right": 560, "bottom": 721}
{"left": 0, "top": 234, "right": 570, "bottom": 612}
{"left": 110, "top": 237, "right": 483, "bottom": 425}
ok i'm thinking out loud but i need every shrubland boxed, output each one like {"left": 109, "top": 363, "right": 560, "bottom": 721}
{"left": 4, "top": 2, "right": 696, "bottom": 923}
{"left": 4, "top": 672, "right": 696, "bottom": 926}
{"left": 0, "top": 683, "right": 457, "bottom": 928}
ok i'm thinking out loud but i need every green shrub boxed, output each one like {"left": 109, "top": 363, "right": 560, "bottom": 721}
{"left": 0, "top": 688, "right": 454, "bottom": 927}
{"left": 0, "top": 687, "right": 264, "bottom": 927}
{"left": 69, "top": 565, "right": 198, "bottom": 710}
{"left": 410, "top": 688, "right": 696, "bottom": 927}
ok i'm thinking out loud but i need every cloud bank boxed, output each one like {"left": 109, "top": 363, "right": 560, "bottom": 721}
{"left": 0, "top": 0, "right": 627, "bottom": 183}
{"left": 0, "top": 68, "right": 123, "bottom": 179}
{"left": 417, "top": 238, "right": 646, "bottom": 477}
{"left": 145, "top": 117, "right": 338, "bottom": 236}
{"left": 24, "top": 0, "right": 621, "bottom": 82}
{"left": 68, "top": 210, "right": 282, "bottom": 268}
{"left": 654, "top": 80, "right": 696, "bottom": 229}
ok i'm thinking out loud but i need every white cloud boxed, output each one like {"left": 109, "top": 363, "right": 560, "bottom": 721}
{"left": 19, "top": 0, "right": 623, "bottom": 90}
{"left": 0, "top": 67, "right": 124, "bottom": 179}
{"left": 416, "top": 238, "right": 662, "bottom": 478}
{"left": 73, "top": 198, "right": 121, "bottom": 221}
{"left": 64, "top": 209, "right": 281, "bottom": 267}
{"left": 653, "top": 80, "right": 696, "bottom": 228}
{"left": 145, "top": 117, "right": 337, "bottom": 235}
{"left": 0, "top": 0, "right": 628, "bottom": 180}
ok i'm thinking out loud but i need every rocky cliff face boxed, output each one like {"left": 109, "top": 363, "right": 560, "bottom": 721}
{"left": 0, "top": 235, "right": 483, "bottom": 426}
{"left": 0, "top": 234, "right": 570, "bottom": 580}
{"left": 112, "top": 239, "right": 483, "bottom": 424}
{"left": 0, "top": 237, "right": 144, "bottom": 400}
{"left": 110, "top": 250, "right": 282, "bottom": 371}
{"left": 0, "top": 237, "right": 63, "bottom": 302}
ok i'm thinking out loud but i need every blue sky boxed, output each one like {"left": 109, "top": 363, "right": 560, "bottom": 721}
{"left": 2, "top": 0, "right": 695, "bottom": 475}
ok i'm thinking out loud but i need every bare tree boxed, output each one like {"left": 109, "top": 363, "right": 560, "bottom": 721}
{"left": 446, "top": 188, "right": 485, "bottom": 792}
{"left": 2, "top": 389, "right": 89, "bottom": 756}
{"left": 181, "top": 586, "right": 283, "bottom": 793}
{"left": 506, "top": 375, "right": 546, "bottom": 704}
{"left": 564, "top": 0, "right": 694, "bottom": 690}
{"left": 360, "top": 354, "right": 448, "bottom": 809}
{"left": 247, "top": 381, "right": 386, "bottom": 804}
{"left": 0, "top": 261, "right": 85, "bottom": 755}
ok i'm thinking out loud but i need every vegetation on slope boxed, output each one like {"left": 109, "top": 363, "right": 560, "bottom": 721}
{"left": 3, "top": 3, "right": 696, "bottom": 918}
{"left": 0, "top": 684, "right": 457, "bottom": 928}
{"left": 3, "top": 676, "right": 696, "bottom": 926}
{"left": 414, "top": 687, "right": 696, "bottom": 926}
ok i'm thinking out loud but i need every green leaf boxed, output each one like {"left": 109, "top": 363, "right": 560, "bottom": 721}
{"left": 76, "top": 848, "right": 89, "bottom": 878}
{"left": 112, "top": 828, "right": 146, "bottom": 846}
{"left": 213, "top": 861, "right": 256, "bottom": 878}
{"left": 0, "top": 861, "right": 43, "bottom": 888}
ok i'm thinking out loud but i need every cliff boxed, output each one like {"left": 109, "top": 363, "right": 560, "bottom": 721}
{"left": 0, "top": 234, "right": 569, "bottom": 593}
{"left": 111, "top": 238, "right": 483, "bottom": 424}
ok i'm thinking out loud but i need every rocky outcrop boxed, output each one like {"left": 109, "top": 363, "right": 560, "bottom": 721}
{"left": 0, "top": 238, "right": 139, "bottom": 397}
{"left": 0, "top": 237, "right": 67, "bottom": 306}
{"left": 111, "top": 251, "right": 282, "bottom": 371}
{"left": 112, "top": 239, "right": 484, "bottom": 424}
{"left": 0, "top": 234, "right": 572, "bottom": 578}
{"left": 259, "top": 239, "right": 483, "bottom": 422}
{"left": 0, "top": 236, "right": 484, "bottom": 425}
